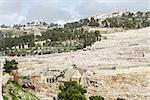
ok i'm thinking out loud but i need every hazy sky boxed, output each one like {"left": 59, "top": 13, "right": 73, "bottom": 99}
{"left": 0, "top": 0, "right": 149, "bottom": 25}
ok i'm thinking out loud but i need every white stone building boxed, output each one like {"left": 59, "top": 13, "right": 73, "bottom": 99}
{"left": 40, "top": 68, "right": 62, "bottom": 84}
{"left": 40, "top": 66, "right": 87, "bottom": 85}
{"left": 35, "top": 40, "right": 47, "bottom": 47}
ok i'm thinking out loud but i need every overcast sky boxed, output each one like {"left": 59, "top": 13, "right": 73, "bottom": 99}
{"left": 0, "top": 0, "right": 149, "bottom": 25}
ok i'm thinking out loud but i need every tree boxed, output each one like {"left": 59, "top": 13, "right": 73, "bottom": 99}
{"left": 42, "top": 22, "right": 48, "bottom": 26}
{"left": 29, "top": 42, "right": 35, "bottom": 47}
{"left": 94, "top": 31, "right": 101, "bottom": 41}
{"left": 4, "top": 60, "right": 19, "bottom": 83}
{"left": 117, "top": 97, "right": 125, "bottom": 100}
{"left": 79, "top": 18, "right": 90, "bottom": 26}
{"left": 89, "top": 96, "right": 104, "bottom": 100}
{"left": 58, "top": 80, "right": 87, "bottom": 100}
{"left": 4, "top": 60, "right": 18, "bottom": 73}
{"left": 1, "top": 24, "right": 6, "bottom": 28}
{"left": 102, "top": 20, "right": 109, "bottom": 27}
{"left": 13, "top": 24, "right": 20, "bottom": 29}
{"left": 136, "top": 11, "right": 143, "bottom": 17}
{"left": 89, "top": 17, "right": 99, "bottom": 27}
{"left": 128, "top": 12, "right": 134, "bottom": 18}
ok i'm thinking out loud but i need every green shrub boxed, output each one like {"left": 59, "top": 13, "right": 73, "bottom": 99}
{"left": 117, "top": 97, "right": 125, "bottom": 100}
{"left": 89, "top": 96, "right": 104, "bottom": 100}
{"left": 3, "top": 95, "right": 8, "bottom": 100}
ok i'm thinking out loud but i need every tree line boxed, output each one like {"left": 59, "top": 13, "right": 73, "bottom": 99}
{"left": 0, "top": 27, "right": 101, "bottom": 56}
{"left": 102, "top": 11, "right": 150, "bottom": 29}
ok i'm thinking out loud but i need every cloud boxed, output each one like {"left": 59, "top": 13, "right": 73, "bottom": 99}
{"left": 76, "top": 0, "right": 149, "bottom": 18}
{"left": 57, "top": 0, "right": 81, "bottom": 19}
{"left": 96, "top": 0, "right": 147, "bottom": 3}
{"left": 0, "top": 0, "right": 22, "bottom": 15}
{"left": 0, "top": 0, "right": 73, "bottom": 24}
{"left": 0, "top": 0, "right": 25, "bottom": 25}
{"left": 76, "top": 0, "right": 116, "bottom": 17}
{"left": 0, "top": 14, "right": 26, "bottom": 25}
{"left": 149, "top": 0, "right": 150, "bottom": 9}
{"left": 0, "top": 0, "right": 149, "bottom": 25}
{"left": 25, "top": 0, "right": 72, "bottom": 23}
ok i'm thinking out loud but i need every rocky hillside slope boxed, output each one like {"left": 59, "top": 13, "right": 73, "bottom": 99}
{"left": 6, "top": 27, "right": 150, "bottom": 100}
{"left": 9, "top": 27, "right": 150, "bottom": 69}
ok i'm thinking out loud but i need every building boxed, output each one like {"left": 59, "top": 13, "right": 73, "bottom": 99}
{"left": 40, "top": 69, "right": 57, "bottom": 84}
{"left": 64, "top": 67, "right": 83, "bottom": 83}
{"left": 40, "top": 66, "right": 87, "bottom": 84}
{"left": 12, "top": 44, "right": 29, "bottom": 50}
{"left": 40, "top": 68, "right": 63, "bottom": 84}
{"left": 35, "top": 40, "right": 47, "bottom": 47}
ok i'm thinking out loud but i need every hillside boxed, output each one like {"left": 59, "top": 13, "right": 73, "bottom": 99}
{"left": 9, "top": 27, "right": 150, "bottom": 69}
{"left": 2, "top": 80, "right": 39, "bottom": 100}
{"left": 6, "top": 27, "right": 150, "bottom": 99}
{"left": 0, "top": 11, "right": 150, "bottom": 57}
{"left": 1, "top": 11, "right": 150, "bottom": 99}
